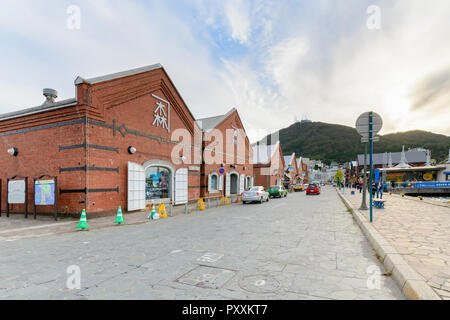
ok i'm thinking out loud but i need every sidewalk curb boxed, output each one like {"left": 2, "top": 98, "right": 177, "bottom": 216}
{"left": 336, "top": 189, "right": 441, "bottom": 300}
{"left": 389, "top": 193, "right": 450, "bottom": 209}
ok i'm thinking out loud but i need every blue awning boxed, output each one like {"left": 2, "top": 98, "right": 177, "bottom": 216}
{"left": 444, "top": 171, "right": 450, "bottom": 174}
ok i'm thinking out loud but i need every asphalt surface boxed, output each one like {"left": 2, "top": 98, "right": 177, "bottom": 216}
{"left": 0, "top": 186, "right": 403, "bottom": 300}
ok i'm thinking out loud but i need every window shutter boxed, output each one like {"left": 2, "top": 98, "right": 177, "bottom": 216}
{"left": 219, "top": 175, "right": 224, "bottom": 191}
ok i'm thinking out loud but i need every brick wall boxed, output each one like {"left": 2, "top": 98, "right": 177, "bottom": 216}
{"left": 0, "top": 67, "right": 201, "bottom": 216}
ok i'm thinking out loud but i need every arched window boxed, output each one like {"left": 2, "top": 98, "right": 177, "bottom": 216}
{"left": 246, "top": 176, "right": 252, "bottom": 190}
{"left": 145, "top": 166, "right": 171, "bottom": 200}
{"left": 211, "top": 174, "right": 218, "bottom": 191}
{"left": 209, "top": 173, "right": 219, "bottom": 192}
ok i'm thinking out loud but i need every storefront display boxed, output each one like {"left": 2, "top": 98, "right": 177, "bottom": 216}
{"left": 146, "top": 166, "right": 171, "bottom": 200}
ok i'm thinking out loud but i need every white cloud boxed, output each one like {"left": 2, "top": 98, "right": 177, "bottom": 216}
{"left": 0, "top": 0, "right": 449, "bottom": 143}
{"left": 223, "top": 0, "right": 251, "bottom": 44}
{"left": 266, "top": 36, "right": 310, "bottom": 96}
{"left": 0, "top": 0, "right": 234, "bottom": 118}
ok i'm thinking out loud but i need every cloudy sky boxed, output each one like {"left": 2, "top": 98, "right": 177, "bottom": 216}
{"left": 1, "top": 0, "right": 449, "bottom": 142}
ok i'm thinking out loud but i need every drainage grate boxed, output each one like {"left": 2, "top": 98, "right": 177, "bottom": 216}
{"left": 176, "top": 266, "right": 235, "bottom": 289}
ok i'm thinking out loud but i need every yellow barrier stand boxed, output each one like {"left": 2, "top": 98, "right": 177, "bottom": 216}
{"left": 199, "top": 198, "right": 205, "bottom": 211}
{"left": 220, "top": 197, "right": 225, "bottom": 206}
{"left": 226, "top": 196, "right": 230, "bottom": 205}
{"left": 159, "top": 203, "right": 168, "bottom": 218}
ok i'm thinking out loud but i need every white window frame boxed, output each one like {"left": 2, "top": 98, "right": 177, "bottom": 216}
{"left": 209, "top": 172, "right": 219, "bottom": 193}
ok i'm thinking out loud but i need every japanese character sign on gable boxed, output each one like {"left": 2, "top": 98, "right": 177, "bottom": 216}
{"left": 151, "top": 94, "right": 170, "bottom": 132}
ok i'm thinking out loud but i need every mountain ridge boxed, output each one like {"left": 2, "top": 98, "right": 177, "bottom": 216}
{"left": 259, "top": 121, "right": 450, "bottom": 165}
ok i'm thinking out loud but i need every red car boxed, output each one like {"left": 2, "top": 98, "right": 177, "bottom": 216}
{"left": 306, "top": 183, "right": 321, "bottom": 195}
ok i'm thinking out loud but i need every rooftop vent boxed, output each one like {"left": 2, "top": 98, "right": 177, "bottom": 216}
{"left": 42, "top": 88, "right": 58, "bottom": 106}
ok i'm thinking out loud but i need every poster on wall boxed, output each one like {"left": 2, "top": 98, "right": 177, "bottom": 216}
{"left": 8, "top": 180, "right": 26, "bottom": 204}
{"left": 34, "top": 180, "right": 55, "bottom": 206}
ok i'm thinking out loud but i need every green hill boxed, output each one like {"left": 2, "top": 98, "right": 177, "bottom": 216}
{"left": 260, "top": 122, "right": 450, "bottom": 165}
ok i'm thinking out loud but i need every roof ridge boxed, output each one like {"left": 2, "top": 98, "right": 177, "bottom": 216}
{"left": 0, "top": 98, "right": 77, "bottom": 122}
{"left": 75, "top": 63, "right": 163, "bottom": 85}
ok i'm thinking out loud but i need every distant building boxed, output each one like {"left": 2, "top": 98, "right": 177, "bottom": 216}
{"left": 299, "top": 115, "right": 312, "bottom": 124}
{"left": 357, "top": 150, "right": 427, "bottom": 170}
{"left": 252, "top": 142, "right": 286, "bottom": 189}
{"left": 296, "top": 157, "right": 307, "bottom": 184}
{"left": 283, "top": 153, "right": 300, "bottom": 187}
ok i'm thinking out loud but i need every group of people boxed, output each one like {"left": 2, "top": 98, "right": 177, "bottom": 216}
{"left": 355, "top": 178, "right": 384, "bottom": 199}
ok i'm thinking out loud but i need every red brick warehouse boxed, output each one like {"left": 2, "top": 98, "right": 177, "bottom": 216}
{"left": 0, "top": 64, "right": 204, "bottom": 216}
{"left": 196, "top": 108, "right": 254, "bottom": 201}
{"left": 252, "top": 141, "right": 286, "bottom": 190}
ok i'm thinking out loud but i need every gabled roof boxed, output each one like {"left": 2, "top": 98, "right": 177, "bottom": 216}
{"left": 0, "top": 63, "right": 198, "bottom": 125}
{"left": 196, "top": 108, "right": 236, "bottom": 132}
{"left": 284, "top": 153, "right": 296, "bottom": 168}
{"left": 74, "top": 63, "right": 163, "bottom": 85}
{"left": 0, "top": 98, "right": 77, "bottom": 122}
{"left": 253, "top": 141, "right": 280, "bottom": 164}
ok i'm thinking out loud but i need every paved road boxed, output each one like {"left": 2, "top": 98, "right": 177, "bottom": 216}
{"left": 0, "top": 187, "right": 403, "bottom": 299}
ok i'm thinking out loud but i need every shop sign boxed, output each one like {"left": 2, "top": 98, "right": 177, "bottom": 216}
{"left": 151, "top": 94, "right": 170, "bottom": 132}
{"left": 415, "top": 182, "right": 450, "bottom": 188}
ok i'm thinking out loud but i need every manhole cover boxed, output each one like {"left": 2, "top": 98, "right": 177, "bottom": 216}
{"left": 176, "top": 266, "right": 235, "bottom": 289}
{"left": 239, "top": 275, "right": 281, "bottom": 293}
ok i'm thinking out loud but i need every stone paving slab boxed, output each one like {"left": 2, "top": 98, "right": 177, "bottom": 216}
{"left": 342, "top": 190, "right": 450, "bottom": 299}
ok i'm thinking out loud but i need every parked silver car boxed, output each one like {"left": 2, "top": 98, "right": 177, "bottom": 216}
{"left": 242, "top": 186, "right": 270, "bottom": 204}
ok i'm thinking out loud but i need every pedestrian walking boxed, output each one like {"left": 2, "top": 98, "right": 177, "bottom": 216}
{"left": 376, "top": 179, "right": 383, "bottom": 199}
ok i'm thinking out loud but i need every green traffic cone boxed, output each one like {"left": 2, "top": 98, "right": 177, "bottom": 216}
{"left": 76, "top": 209, "right": 90, "bottom": 230}
{"left": 149, "top": 204, "right": 159, "bottom": 220}
{"left": 114, "top": 206, "right": 125, "bottom": 225}
{"left": 147, "top": 204, "right": 155, "bottom": 219}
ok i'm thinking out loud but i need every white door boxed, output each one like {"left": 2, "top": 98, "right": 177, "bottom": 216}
{"left": 207, "top": 174, "right": 212, "bottom": 193}
{"left": 175, "top": 168, "right": 188, "bottom": 204}
{"left": 128, "top": 162, "right": 145, "bottom": 211}
{"left": 225, "top": 173, "right": 231, "bottom": 196}
{"left": 240, "top": 174, "right": 245, "bottom": 194}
